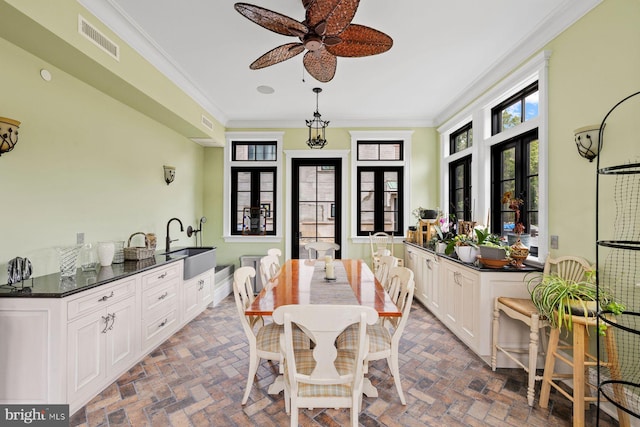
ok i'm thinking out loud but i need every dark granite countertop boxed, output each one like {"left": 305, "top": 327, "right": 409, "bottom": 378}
{"left": 0, "top": 252, "right": 187, "bottom": 299}
{"left": 404, "top": 241, "right": 542, "bottom": 273}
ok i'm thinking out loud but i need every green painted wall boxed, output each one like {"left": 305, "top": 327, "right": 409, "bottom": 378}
{"left": 0, "top": 37, "right": 205, "bottom": 281}
{"left": 203, "top": 127, "right": 439, "bottom": 267}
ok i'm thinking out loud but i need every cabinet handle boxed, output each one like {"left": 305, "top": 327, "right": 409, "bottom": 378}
{"left": 158, "top": 272, "right": 168, "bottom": 280}
{"left": 107, "top": 313, "right": 116, "bottom": 331}
{"left": 98, "top": 291, "right": 114, "bottom": 302}
{"left": 158, "top": 292, "right": 169, "bottom": 300}
{"left": 198, "top": 279, "right": 205, "bottom": 290}
{"left": 158, "top": 318, "right": 168, "bottom": 328}
{"left": 101, "top": 314, "right": 112, "bottom": 333}
{"left": 425, "top": 259, "right": 432, "bottom": 270}
{"left": 453, "top": 271, "right": 462, "bottom": 285}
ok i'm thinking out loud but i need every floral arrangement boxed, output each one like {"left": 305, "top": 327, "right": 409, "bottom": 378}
{"left": 502, "top": 191, "right": 525, "bottom": 235}
{"left": 434, "top": 214, "right": 456, "bottom": 242}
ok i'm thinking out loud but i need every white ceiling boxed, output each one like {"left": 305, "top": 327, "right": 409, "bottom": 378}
{"left": 80, "top": 0, "right": 597, "bottom": 128}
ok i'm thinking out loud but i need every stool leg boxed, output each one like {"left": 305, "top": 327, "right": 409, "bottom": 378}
{"left": 604, "top": 328, "right": 630, "bottom": 427}
{"left": 573, "top": 323, "right": 586, "bottom": 427}
{"left": 527, "top": 313, "right": 540, "bottom": 407}
{"left": 539, "top": 327, "right": 560, "bottom": 408}
{"left": 491, "top": 300, "right": 499, "bottom": 371}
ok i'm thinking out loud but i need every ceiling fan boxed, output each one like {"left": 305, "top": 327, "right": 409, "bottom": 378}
{"left": 234, "top": 1, "right": 393, "bottom": 83}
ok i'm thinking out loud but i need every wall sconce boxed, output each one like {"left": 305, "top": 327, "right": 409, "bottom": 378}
{"left": 163, "top": 165, "right": 175, "bottom": 185}
{"left": 0, "top": 117, "right": 20, "bottom": 156}
{"left": 574, "top": 125, "right": 602, "bottom": 162}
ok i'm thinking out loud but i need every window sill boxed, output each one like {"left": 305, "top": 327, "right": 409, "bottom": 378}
{"left": 351, "top": 236, "right": 406, "bottom": 245}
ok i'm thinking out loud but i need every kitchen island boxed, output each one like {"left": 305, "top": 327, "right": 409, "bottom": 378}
{"left": 0, "top": 250, "right": 216, "bottom": 415}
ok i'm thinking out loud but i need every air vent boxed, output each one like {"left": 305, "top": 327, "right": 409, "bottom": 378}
{"left": 201, "top": 115, "right": 214, "bottom": 131}
{"left": 78, "top": 15, "right": 120, "bottom": 61}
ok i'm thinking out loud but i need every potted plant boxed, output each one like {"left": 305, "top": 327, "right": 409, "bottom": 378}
{"left": 527, "top": 270, "right": 625, "bottom": 335}
{"left": 445, "top": 233, "right": 479, "bottom": 263}
{"left": 476, "top": 228, "right": 508, "bottom": 260}
{"left": 502, "top": 191, "right": 530, "bottom": 247}
{"left": 433, "top": 214, "right": 456, "bottom": 253}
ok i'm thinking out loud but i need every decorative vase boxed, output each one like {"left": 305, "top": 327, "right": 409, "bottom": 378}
{"left": 57, "top": 245, "right": 81, "bottom": 277}
{"left": 98, "top": 241, "right": 115, "bottom": 266}
{"left": 436, "top": 242, "right": 447, "bottom": 254}
{"left": 455, "top": 245, "right": 479, "bottom": 263}
{"left": 510, "top": 239, "right": 529, "bottom": 268}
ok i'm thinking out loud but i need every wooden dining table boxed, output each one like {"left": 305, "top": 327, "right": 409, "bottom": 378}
{"left": 246, "top": 258, "right": 401, "bottom": 399}
{"left": 246, "top": 258, "right": 401, "bottom": 317}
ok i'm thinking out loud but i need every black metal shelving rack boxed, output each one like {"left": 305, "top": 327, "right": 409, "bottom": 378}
{"left": 596, "top": 91, "right": 640, "bottom": 425}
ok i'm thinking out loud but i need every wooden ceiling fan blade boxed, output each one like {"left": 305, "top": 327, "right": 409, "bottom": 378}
{"left": 250, "top": 43, "right": 305, "bottom": 69}
{"left": 326, "top": 24, "right": 393, "bottom": 57}
{"left": 306, "top": 0, "right": 359, "bottom": 36}
{"left": 303, "top": 48, "right": 337, "bottom": 83}
{"left": 235, "top": 3, "right": 308, "bottom": 37}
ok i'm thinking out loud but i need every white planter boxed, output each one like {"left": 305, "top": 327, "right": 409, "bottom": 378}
{"left": 436, "top": 242, "right": 447, "bottom": 254}
{"left": 455, "top": 246, "right": 479, "bottom": 263}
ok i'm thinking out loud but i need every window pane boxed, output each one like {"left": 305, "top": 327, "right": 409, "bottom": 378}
{"left": 237, "top": 172, "right": 251, "bottom": 191}
{"left": 237, "top": 192, "right": 250, "bottom": 208}
{"left": 455, "top": 133, "right": 468, "bottom": 152}
{"left": 234, "top": 145, "right": 249, "bottom": 160}
{"left": 524, "top": 91, "right": 539, "bottom": 121}
{"left": 455, "top": 164, "right": 464, "bottom": 188}
{"left": 528, "top": 176, "right": 539, "bottom": 210}
{"left": 502, "top": 101, "right": 522, "bottom": 130}
{"left": 379, "top": 143, "right": 401, "bottom": 160}
{"left": 360, "top": 171, "right": 375, "bottom": 191}
{"left": 468, "top": 129, "right": 473, "bottom": 146}
{"left": 317, "top": 167, "right": 335, "bottom": 201}
{"left": 528, "top": 139, "right": 539, "bottom": 175}
{"left": 384, "top": 212, "right": 397, "bottom": 232}
{"left": 360, "top": 211, "right": 374, "bottom": 232}
{"left": 360, "top": 192, "right": 375, "bottom": 210}
{"left": 501, "top": 148, "right": 516, "bottom": 180}
{"left": 358, "top": 143, "right": 378, "bottom": 160}
{"left": 260, "top": 172, "right": 273, "bottom": 191}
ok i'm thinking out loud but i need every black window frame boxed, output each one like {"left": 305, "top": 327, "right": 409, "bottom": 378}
{"left": 449, "top": 122, "right": 473, "bottom": 154}
{"left": 491, "top": 82, "right": 539, "bottom": 135}
{"left": 448, "top": 155, "right": 472, "bottom": 221}
{"left": 356, "top": 166, "right": 403, "bottom": 236}
{"left": 230, "top": 166, "right": 277, "bottom": 235}
{"left": 491, "top": 128, "right": 539, "bottom": 255}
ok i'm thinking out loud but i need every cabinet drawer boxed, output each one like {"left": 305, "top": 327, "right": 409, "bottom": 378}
{"left": 141, "top": 262, "right": 182, "bottom": 290}
{"left": 142, "top": 279, "right": 179, "bottom": 316}
{"left": 141, "top": 306, "right": 178, "bottom": 350}
{"left": 68, "top": 278, "right": 136, "bottom": 321}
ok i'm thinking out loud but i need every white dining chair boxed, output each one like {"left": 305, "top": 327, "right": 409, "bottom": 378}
{"left": 375, "top": 255, "right": 399, "bottom": 292}
{"left": 304, "top": 241, "right": 340, "bottom": 259}
{"left": 369, "top": 231, "right": 393, "bottom": 272}
{"left": 259, "top": 254, "right": 280, "bottom": 288}
{"left": 233, "top": 267, "right": 309, "bottom": 405}
{"left": 267, "top": 248, "right": 282, "bottom": 268}
{"left": 337, "top": 266, "right": 415, "bottom": 405}
{"left": 272, "top": 304, "right": 379, "bottom": 427}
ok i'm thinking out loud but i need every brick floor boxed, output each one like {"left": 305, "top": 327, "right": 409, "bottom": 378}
{"left": 69, "top": 296, "right": 621, "bottom": 426}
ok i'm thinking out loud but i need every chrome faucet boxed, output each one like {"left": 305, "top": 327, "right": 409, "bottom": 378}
{"left": 165, "top": 217, "right": 184, "bottom": 253}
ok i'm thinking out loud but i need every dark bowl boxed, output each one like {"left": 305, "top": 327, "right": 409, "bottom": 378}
{"left": 421, "top": 209, "right": 438, "bottom": 219}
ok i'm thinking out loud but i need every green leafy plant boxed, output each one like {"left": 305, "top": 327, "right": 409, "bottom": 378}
{"left": 527, "top": 270, "right": 624, "bottom": 335}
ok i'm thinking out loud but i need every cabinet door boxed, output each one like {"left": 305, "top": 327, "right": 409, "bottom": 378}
{"left": 183, "top": 277, "right": 200, "bottom": 322}
{"left": 405, "top": 248, "right": 426, "bottom": 306}
{"left": 105, "top": 296, "right": 137, "bottom": 377}
{"left": 67, "top": 309, "right": 107, "bottom": 402}
{"left": 425, "top": 255, "right": 441, "bottom": 319}
{"left": 457, "top": 268, "right": 479, "bottom": 347}
{"left": 199, "top": 274, "right": 214, "bottom": 308}
{"left": 443, "top": 264, "right": 461, "bottom": 329}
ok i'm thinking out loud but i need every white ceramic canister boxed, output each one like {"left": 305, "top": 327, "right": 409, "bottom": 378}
{"left": 98, "top": 241, "right": 115, "bottom": 266}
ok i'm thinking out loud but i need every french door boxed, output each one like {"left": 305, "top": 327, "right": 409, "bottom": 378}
{"left": 291, "top": 158, "right": 342, "bottom": 259}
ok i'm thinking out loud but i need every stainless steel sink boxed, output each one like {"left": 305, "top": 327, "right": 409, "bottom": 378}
{"left": 164, "top": 246, "right": 216, "bottom": 280}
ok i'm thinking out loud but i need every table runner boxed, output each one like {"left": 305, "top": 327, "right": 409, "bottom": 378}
{"left": 308, "top": 261, "right": 359, "bottom": 305}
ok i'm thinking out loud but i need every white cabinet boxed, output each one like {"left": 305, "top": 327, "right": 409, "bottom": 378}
{"left": 0, "top": 258, "right": 218, "bottom": 416}
{"left": 140, "top": 264, "right": 181, "bottom": 353}
{"left": 66, "top": 277, "right": 137, "bottom": 410}
{"left": 403, "top": 242, "right": 534, "bottom": 367}
{"left": 183, "top": 271, "right": 214, "bottom": 323}
{"left": 404, "top": 245, "right": 441, "bottom": 319}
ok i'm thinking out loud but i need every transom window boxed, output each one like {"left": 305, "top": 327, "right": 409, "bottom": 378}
{"left": 232, "top": 141, "right": 277, "bottom": 161}
{"left": 357, "top": 141, "right": 403, "bottom": 161}
{"left": 450, "top": 122, "right": 473, "bottom": 154}
{"left": 491, "top": 82, "right": 539, "bottom": 135}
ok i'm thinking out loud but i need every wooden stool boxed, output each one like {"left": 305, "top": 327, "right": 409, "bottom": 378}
{"left": 492, "top": 297, "right": 548, "bottom": 406}
{"left": 539, "top": 314, "right": 630, "bottom": 427}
